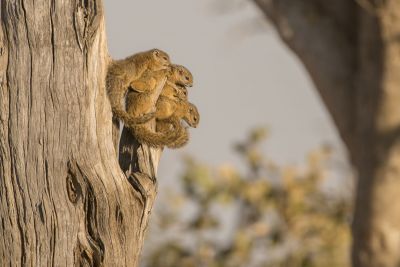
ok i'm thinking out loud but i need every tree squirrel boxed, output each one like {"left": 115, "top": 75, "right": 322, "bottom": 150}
{"left": 131, "top": 64, "right": 193, "bottom": 93}
{"left": 124, "top": 65, "right": 195, "bottom": 147}
{"left": 161, "top": 81, "right": 188, "bottom": 101}
{"left": 155, "top": 90, "right": 200, "bottom": 148}
{"left": 127, "top": 69, "right": 170, "bottom": 118}
{"left": 106, "top": 48, "right": 171, "bottom": 125}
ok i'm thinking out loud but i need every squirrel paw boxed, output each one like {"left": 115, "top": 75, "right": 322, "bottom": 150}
{"left": 138, "top": 111, "right": 156, "bottom": 123}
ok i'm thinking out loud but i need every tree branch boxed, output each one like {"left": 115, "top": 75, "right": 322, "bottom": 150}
{"left": 253, "top": 0, "right": 357, "bottom": 150}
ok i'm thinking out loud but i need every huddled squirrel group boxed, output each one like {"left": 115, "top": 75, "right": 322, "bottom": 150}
{"left": 106, "top": 49, "right": 199, "bottom": 148}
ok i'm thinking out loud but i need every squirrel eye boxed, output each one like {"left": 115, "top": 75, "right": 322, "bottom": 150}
{"left": 163, "top": 56, "right": 168, "bottom": 60}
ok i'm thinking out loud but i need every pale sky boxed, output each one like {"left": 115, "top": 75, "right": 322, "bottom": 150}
{"left": 104, "top": 0, "right": 347, "bottom": 185}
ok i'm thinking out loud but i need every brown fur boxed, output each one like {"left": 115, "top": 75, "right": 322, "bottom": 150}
{"left": 123, "top": 65, "right": 197, "bottom": 148}
{"left": 155, "top": 96, "right": 200, "bottom": 148}
{"left": 106, "top": 48, "right": 170, "bottom": 125}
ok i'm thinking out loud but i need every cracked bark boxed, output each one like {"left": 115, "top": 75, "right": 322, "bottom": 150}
{"left": 0, "top": 0, "right": 158, "bottom": 266}
{"left": 253, "top": 0, "right": 400, "bottom": 266}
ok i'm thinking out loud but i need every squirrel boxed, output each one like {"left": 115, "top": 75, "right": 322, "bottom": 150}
{"left": 124, "top": 65, "right": 195, "bottom": 147}
{"left": 126, "top": 64, "right": 192, "bottom": 118}
{"left": 161, "top": 80, "right": 188, "bottom": 101}
{"left": 127, "top": 69, "right": 170, "bottom": 118}
{"left": 155, "top": 88, "right": 200, "bottom": 148}
{"left": 131, "top": 64, "right": 193, "bottom": 93}
{"left": 106, "top": 48, "right": 171, "bottom": 125}
{"left": 154, "top": 66, "right": 197, "bottom": 148}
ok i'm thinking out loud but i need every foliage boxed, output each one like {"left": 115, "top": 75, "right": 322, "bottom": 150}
{"left": 142, "top": 128, "right": 352, "bottom": 267}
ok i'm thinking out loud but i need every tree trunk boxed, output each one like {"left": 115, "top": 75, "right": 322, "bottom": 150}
{"left": 0, "top": 1, "right": 159, "bottom": 266}
{"left": 253, "top": 1, "right": 400, "bottom": 266}
{"left": 352, "top": 4, "right": 400, "bottom": 267}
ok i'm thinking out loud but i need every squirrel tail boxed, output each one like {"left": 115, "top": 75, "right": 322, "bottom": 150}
{"left": 129, "top": 124, "right": 177, "bottom": 148}
{"left": 107, "top": 75, "right": 128, "bottom": 120}
{"left": 154, "top": 119, "right": 190, "bottom": 149}
{"left": 167, "top": 127, "right": 190, "bottom": 149}
{"left": 107, "top": 76, "right": 154, "bottom": 125}
{"left": 167, "top": 125, "right": 190, "bottom": 149}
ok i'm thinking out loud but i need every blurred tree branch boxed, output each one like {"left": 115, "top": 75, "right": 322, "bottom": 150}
{"left": 253, "top": 1, "right": 400, "bottom": 267}
{"left": 253, "top": 0, "right": 357, "bottom": 150}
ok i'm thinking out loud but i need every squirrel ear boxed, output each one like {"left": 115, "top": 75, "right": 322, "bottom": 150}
{"left": 153, "top": 49, "right": 160, "bottom": 57}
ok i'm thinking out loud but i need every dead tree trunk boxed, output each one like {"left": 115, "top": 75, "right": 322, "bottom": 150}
{"left": 253, "top": 1, "right": 400, "bottom": 266}
{"left": 0, "top": 1, "right": 159, "bottom": 266}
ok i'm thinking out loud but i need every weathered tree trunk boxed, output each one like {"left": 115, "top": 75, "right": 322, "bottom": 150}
{"left": 0, "top": 1, "right": 159, "bottom": 266}
{"left": 253, "top": 1, "right": 400, "bottom": 266}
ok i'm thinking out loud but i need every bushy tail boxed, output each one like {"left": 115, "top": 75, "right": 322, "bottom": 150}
{"left": 167, "top": 127, "right": 190, "bottom": 149}
{"left": 129, "top": 124, "right": 178, "bottom": 147}
{"left": 107, "top": 74, "right": 154, "bottom": 125}
{"left": 155, "top": 119, "right": 190, "bottom": 149}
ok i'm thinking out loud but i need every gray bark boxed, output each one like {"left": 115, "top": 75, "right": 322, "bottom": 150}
{"left": 253, "top": 0, "right": 400, "bottom": 266}
{"left": 0, "top": 1, "right": 159, "bottom": 266}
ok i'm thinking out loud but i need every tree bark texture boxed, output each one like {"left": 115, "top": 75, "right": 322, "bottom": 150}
{"left": 253, "top": 1, "right": 400, "bottom": 266}
{"left": 0, "top": 1, "right": 159, "bottom": 266}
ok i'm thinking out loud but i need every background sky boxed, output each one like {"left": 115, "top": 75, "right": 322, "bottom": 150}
{"left": 104, "top": 0, "right": 349, "bottom": 186}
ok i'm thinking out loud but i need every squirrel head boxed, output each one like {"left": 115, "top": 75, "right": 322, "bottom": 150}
{"left": 174, "top": 85, "right": 188, "bottom": 101}
{"left": 184, "top": 102, "right": 199, "bottom": 128}
{"left": 149, "top": 49, "right": 171, "bottom": 71}
{"left": 169, "top": 64, "right": 193, "bottom": 88}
